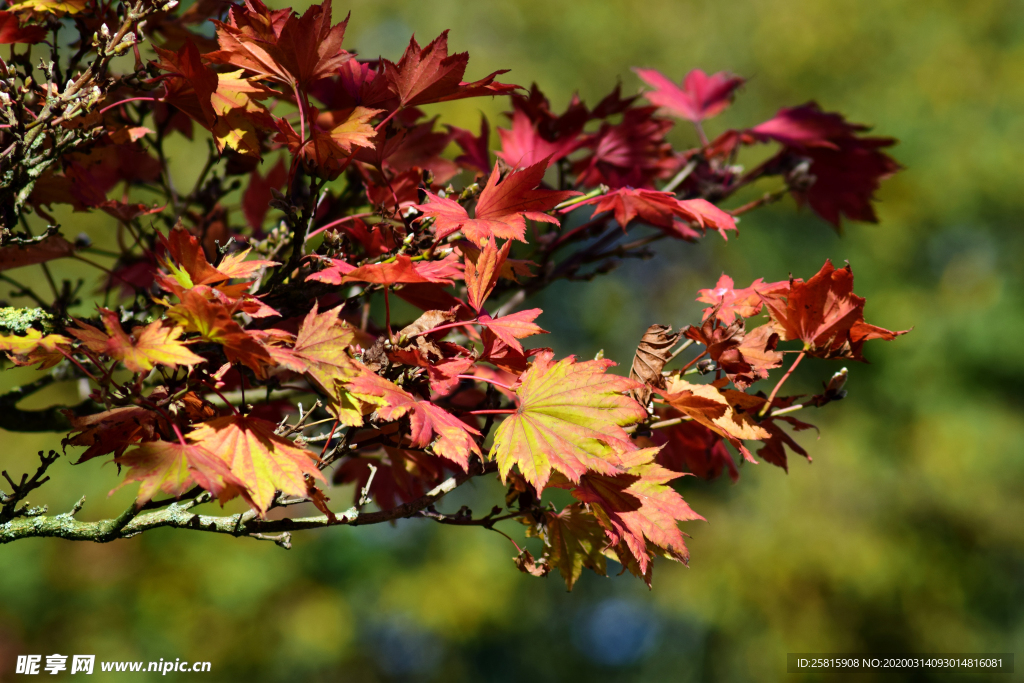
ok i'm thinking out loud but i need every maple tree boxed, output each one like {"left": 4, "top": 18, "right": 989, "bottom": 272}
{"left": 0, "top": 0, "right": 907, "bottom": 590}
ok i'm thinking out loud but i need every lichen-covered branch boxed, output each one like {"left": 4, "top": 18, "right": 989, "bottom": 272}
{"left": 0, "top": 460, "right": 496, "bottom": 546}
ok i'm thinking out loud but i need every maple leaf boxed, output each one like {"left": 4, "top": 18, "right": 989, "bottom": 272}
{"left": 264, "top": 303, "right": 359, "bottom": 395}
{"left": 489, "top": 351, "right": 647, "bottom": 491}
{"left": 380, "top": 31, "right": 517, "bottom": 108}
{"left": 476, "top": 310, "right": 547, "bottom": 354}
{"left": 158, "top": 225, "right": 276, "bottom": 293}
{"left": 696, "top": 274, "right": 789, "bottom": 324}
{"left": 684, "top": 317, "right": 782, "bottom": 389}
{"left": 758, "top": 413, "right": 816, "bottom": 472}
{"left": 646, "top": 419, "right": 739, "bottom": 482}
{"left": 573, "top": 107, "right": 677, "bottom": 189}
{"left": 464, "top": 237, "right": 511, "bottom": 312}
{"left": 6, "top": 0, "right": 85, "bottom": 14}
{"left": 525, "top": 503, "right": 608, "bottom": 590}
{"left": 188, "top": 415, "right": 325, "bottom": 514}
{"left": 760, "top": 259, "right": 909, "bottom": 361}
{"left": 345, "top": 371, "right": 480, "bottom": 468}
{"left": 751, "top": 103, "right": 865, "bottom": 147}
{"left": 0, "top": 328, "right": 71, "bottom": 369}
{"left": 567, "top": 448, "right": 704, "bottom": 575}
{"left": 496, "top": 105, "right": 584, "bottom": 169}
{"left": 659, "top": 377, "right": 769, "bottom": 462}
{"left": 62, "top": 406, "right": 159, "bottom": 463}
{"left": 274, "top": 106, "right": 380, "bottom": 177}
{"left": 156, "top": 42, "right": 275, "bottom": 158}
{"left": 359, "top": 115, "right": 459, "bottom": 183}
{"left": 113, "top": 440, "right": 243, "bottom": 505}
{"left": 242, "top": 159, "right": 288, "bottom": 230}
{"left": 413, "top": 159, "right": 579, "bottom": 247}
{"left": 731, "top": 323, "right": 784, "bottom": 388}
{"left": 205, "top": 0, "right": 351, "bottom": 90}
{"left": 448, "top": 115, "right": 491, "bottom": 174}
{"left": 0, "top": 232, "right": 74, "bottom": 272}
{"left": 633, "top": 67, "right": 745, "bottom": 122}
{"left": 70, "top": 308, "right": 204, "bottom": 374}
{"left": 165, "top": 290, "right": 273, "bottom": 373}
{"left": 570, "top": 188, "right": 737, "bottom": 240}
{"left": 750, "top": 103, "right": 899, "bottom": 228}
{"left": 308, "top": 253, "right": 461, "bottom": 286}
{"left": 495, "top": 84, "right": 589, "bottom": 170}
{"left": 0, "top": 10, "right": 46, "bottom": 43}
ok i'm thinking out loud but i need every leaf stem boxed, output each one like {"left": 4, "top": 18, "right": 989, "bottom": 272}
{"left": 457, "top": 375, "right": 514, "bottom": 392}
{"left": 759, "top": 350, "right": 806, "bottom": 417}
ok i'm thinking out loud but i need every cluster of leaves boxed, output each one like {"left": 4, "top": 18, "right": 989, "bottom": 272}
{"left": 0, "top": 0, "right": 905, "bottom": 588}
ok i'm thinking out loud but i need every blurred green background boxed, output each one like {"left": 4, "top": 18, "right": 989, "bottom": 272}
{"left": 3, "top": 0, "right": 1024, "bottom": 680}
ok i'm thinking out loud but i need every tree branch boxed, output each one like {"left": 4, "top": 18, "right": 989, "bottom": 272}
{"left": 0, "top": 459, "right": 498, "bottom": 546}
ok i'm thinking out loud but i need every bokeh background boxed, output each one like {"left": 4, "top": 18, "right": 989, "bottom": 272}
{"left": 2, "top": 0, "right": 1024, "bottom": 680}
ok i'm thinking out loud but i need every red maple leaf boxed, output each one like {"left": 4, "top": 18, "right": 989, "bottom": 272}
{"left": 645, "top": 419, "right": 738, "bottom": 482}
{"left": 760, "top": 259, "right": 909, "bottom": 361}
{"left": 448, "top": 115, "right": 491, "bottom": 174}
{"left": 0, "top": 10, "right": 46, "bottom": 44}
{"left": 242, "top": 158, "right": 287, "bottom": 230}
{"left": 476, "top": 310, "right": 547, "bottom": 354}
{"left": 359, "top": 115, "right": 459, "bottom": 183}
{"left": 696, "top": 274, "right": 789, "bottom": 324}
{"left": 413, "top": 159, "right": 579, "bottom": 246}
{"left": 205, "top": 0, "right": 352, "bottom": 90}
{"left": 308, "top": 253, "right": 462, "bottom": 286}
{"left": 750, "top": 103, "right": 899, "bottom": 228}
{"left": 380, "top": 31, "right": 518, "bottom": 108}
{"left": 684, "top": 318, "right": 782, "bottom": 389}
{"left": 63, "top": 406, "right": 159, "bottom": 463}
{"left": 633, "top": 68, "right": 744, "bottom": 123}
{"left": 573, "top": 107, "right": 677, "bottom": 189}
{"left": 309, "top": 59, "right": 384, "bottom": 110}
{"left": 496, "top": 99, "right": 585, "bottom": 169}
{"left": 0, "top": 232, "right": 75, "bottom": 272}
{"left": 569, "top": 188, "right": 737, "bottom": 240}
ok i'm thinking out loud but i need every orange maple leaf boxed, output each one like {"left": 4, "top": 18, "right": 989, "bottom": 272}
{"left": 464, "top": 237, "right": 510, "bottom": 312}
{"left": 70, "top": 308, "right": 204, "bottom": 374}
{"left": 274, "top": 106, "right": 380, "bottom": 177}
{"left": 761, "top": 259, "right": 909, "bottom": 361}
{"left": 166, "top": 290, "right": 273, "bottom": 373}
{"left": 658, "top": 377, "right": 769, "bottom": 463}
{"left": 205, "top": 0, "right": 352, "bottom": 90}
{"left": 345, "top": 371, "right": 480, "bottom": 468}
{"left": 188, "top": 415, "right": 325, "bottom": 514}
{"left": 567, "top": 447, "right": 704, "bottom": 576}
{"left": 113, "top": 440, "right": 243, "bottom": 505}
{"left": 265, "top": 303, "right": 359, "bottom": 391}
